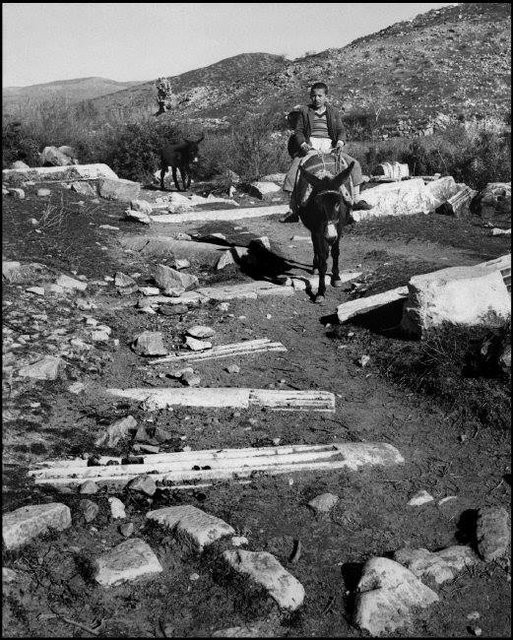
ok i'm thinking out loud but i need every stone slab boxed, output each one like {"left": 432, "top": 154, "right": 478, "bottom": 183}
{"left": 353, "top": 178, "right": 438, "bottom": 221}
{"left": 223, "top": 549, "right": 305, "bottom": 611}
{"left": 151, "top": 205, "right": 288, "bottom": 224}
{"left": 3, "top": 503, "right": 71, "bottom": 550}
{"left": 98, "top": 177, "right": 141, "bottom": 203}
{"left": 2, "top": 163, "right": 118, "bottom": 182}
{"left": 337, "top": 286, "right": 408, "bottom": 323}
{"left": 146, "top": 505, "right": 235, "bottom": 551}
{"left": 94, "top": 538, "right": 163, "bottom": 586}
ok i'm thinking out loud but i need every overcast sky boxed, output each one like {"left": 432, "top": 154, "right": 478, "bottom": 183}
{"left": 3, "top": 2, "right": 456, "bottom": 87}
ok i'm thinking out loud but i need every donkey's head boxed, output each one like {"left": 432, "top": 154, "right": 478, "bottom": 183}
{"left": 183, "top": 133, "right": 205, "bottom": 164}
{"left": 300, "top": 161, "right": 354, "bottom": 242}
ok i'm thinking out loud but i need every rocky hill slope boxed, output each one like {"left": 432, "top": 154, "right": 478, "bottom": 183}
{"left": 3, "top": 77, "right": 143, "bottom": 115}
{"left": 83, "top": 2, "right": 511, "bottom": 134}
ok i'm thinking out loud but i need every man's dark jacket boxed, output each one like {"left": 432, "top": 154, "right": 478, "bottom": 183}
{"left": 288, "top": 104, "right": 345, "bottom": 157}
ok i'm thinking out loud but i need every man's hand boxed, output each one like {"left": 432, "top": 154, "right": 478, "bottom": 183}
{"left": 334, "top": 140, "right": 345, "bottom": 154}
{"left": 300, "top": 142, "right": 312, "bottom": 154}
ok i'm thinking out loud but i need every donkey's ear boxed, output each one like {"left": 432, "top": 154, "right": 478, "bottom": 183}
{"left": 331, "top": 161, "right": 355, "bottom": 190}
{"left": 300, "top": 165, "right": 324, "bottom": 190}
{"left": 196, "top": 134, "right": 205, "bottom": 143}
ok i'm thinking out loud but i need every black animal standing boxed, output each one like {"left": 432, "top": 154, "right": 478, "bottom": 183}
{"left": 297, "top": 159, "right": 355, "bottom": 303}
{"left": 160, "top": 135, "right": 204, "bottom": 192}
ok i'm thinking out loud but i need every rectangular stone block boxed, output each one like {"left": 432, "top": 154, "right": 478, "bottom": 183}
{"left": 3, "top": 503, "right": 71, "bottom": 550}
{"left": 98, "top": 177, "right": 141, "bottom": 203}
{"left": 146, "top": 505, "right": 235, "bottom": 551}
{"left": 94, "top": 538, "right": 163, "bottom": 586}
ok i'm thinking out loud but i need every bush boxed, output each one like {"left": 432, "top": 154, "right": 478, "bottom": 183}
{"left": 2, "top": 121, "right": 41, "bottom": 168}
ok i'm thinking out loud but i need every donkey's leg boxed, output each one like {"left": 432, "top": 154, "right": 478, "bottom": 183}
{"left": 160, "top": 166, "right": 167, "bottom": 191}
{"left": 314, "top": 236, "right": 328, "bottom": 302}
{"left": 331, "top": 238, "right": 343, "bottom": 286}
{"left": 172, "top": 167, "right": 180, "bottom": 191}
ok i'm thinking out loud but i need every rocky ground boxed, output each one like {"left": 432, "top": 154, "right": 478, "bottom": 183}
{"left": 2, "top": 178, "right": 511, "bottom": 638}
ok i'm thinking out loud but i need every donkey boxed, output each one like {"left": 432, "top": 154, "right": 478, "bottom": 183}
{"left": 160, "top": 134, "right": 204, "bottom": 192}
{"left": 298, "top": 160, "right": 355, "bottom": 303}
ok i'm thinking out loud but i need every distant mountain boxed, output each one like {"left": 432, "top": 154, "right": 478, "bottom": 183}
{"left": 2, "top": 77, "right": 143, "bottom": 114}
{"left": 82, "top": 3, "right": 510, "bottom": 133}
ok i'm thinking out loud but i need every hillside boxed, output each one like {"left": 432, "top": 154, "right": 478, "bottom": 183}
{"left": 2, "top": 77, "right": 143, "bottom": 115}
{"left": 83, "top": 2, "right": 511, "bottom": 133}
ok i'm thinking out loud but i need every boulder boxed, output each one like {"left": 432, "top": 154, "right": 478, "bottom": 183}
{"left": 354, "top": 557, "right": 439, "bottom": 636}
{"left": 108, "top": 497, "right": 126, "bottom": 519}
{"left": 394, "top": 545, "right": 478, "bottom": 584}
{"left": 473, "top": 182, "right": 511, "bottom": 225}
{"left": 222, "top": 549, "right": 305, "bottom": 611}
{"left": 94, "top": 538, "right": 162, "bottom": 586}
{"left": 146, "top": 505, "right": 235, "bottom": 551}
{"left": 8, "top": 188, "right": 25, "bottom": 199}
{"left": 79, "top": 499, "right": 99, "bottom": 523}
{"left": 476, "top": 507, "right": 510, "bottom": 562}
{"left": 10, "top": 160, "right": 30, "bottom": 170}
{"left": 352, "top": 178, "right": 438, "bottom": 222}
{"left": 3, "top": 503, "right": 71, "bottom": 550}
{"left": 127, "top": 475, "right": 157, "bottom": 496}
{"left": 125, "top": 209, "right": 151, "bottom": 224}
{"left": 308, "top": 492, "right": 339, "bottom": 515}
{"left": 40, "top": 146, "right": 75, "bottom": 167}
{"left": 129, "top": 200, "right": 153, "bottom": 214}
{"left": 70, "top": 181, "right": 97, "bottom": 197}
{"left": 424, "top": 176, "right": 460, "bottom": 207}
{"left": 401, "top": 260, "right": 511, "bottom": 336}
{"left": 95, "top": 415, "right": 138, "bottom": 447}
{"left": 19, "top": 355, "right": 63, "bottom": 380}
{"left": 246, "top": 181, "right": 282, "bottom": 200}
{"left": 154, "top": 263, "right": 198, "bottom": 292}
{"left": 98, "top": 177, "right": 141, "bottom": 203}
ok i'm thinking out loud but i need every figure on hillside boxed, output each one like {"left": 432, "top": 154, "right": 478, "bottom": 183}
{"left": 281, "top": 82, "right": 372, "bottom": 222}
{"left": 154, "top": 76, "right": 174, "bottom": 116}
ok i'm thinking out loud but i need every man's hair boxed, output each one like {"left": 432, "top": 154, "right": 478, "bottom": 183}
{"left": 310, "top": 82, "right": 328, "bottom": 94}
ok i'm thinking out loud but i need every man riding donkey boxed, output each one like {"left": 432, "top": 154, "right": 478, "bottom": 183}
{"left": 281, "top": 82, "right": 371, "bottom": 222}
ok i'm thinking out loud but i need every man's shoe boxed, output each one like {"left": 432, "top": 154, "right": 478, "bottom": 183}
{"left": 352, "top": 199, "right": 373, "bottom": 211}
{"left": 279, "top": 211, "right": 300, "bottom": 223}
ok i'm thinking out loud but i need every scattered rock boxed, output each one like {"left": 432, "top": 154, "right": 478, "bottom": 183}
{"left": 491, "top": 227, "right": 511, "bottom": 236}
{"left": 94, "top": 538, "right": 162, "bottom": 586}
{"left": 394, "top": 545, "right": 478, "bottom": 584}
{"left": 114, "top": 272, "right": 136, "bottom": 288}
{"left": 216, "top": 251, "right": 235, "bottom": 270}
{"left": 26, "top": 286, "right": 45, "bottom": 296}
{"left": 10, "top": 160, "right": 30, "bottom": 170}
{"left": 91, "top": 330, "right": 110, "bottom": 342}
{"left": 181, "top": 370, "right": 202, "bottom": 386}
{"left": 186, "top": 325, "right": 216, "bottom": 339}
{"left": 231, "top": 536, "right": 249, "bottom": 547}
{"left": 354, "top": 557, "right": 439, "bottom": 636}
{"left": 68, "top": 382, "right": 86, "bottom": 394}
{"left": 95, "top": 415, "right": 138, "bottom": 447}
{"left": 108, "top": 497, "right": 126, "bottom": 520}
{"left": 70, "top": 181, "right": 97, "bottom": 197}
{"left": 119, "top": 522, "right": 135, "bottom": 538}
{"left": 79, "top": 480, "right": 100, "bottom": 495}
{"left": 247, "top": 181, "right": 282, "bottom": 201}
{"left": 132, "top": 331, "right": 168, "bottom": 356}
{"left": 79, "top": 499, "right": 99, "bottom": 523}
{"left": 173, "top": 258, "right": 191, "bottom": 270}
{"left": 308, "top": 492, "right": 339, "bottom": 515}
{"left": 40, "top": 146, "right": 75, "bottom": 166}
{"left": 146, "top": 505, "right": 235, "bottom": 551}
{"left": 2, "top": 503, "right": 71, "bottom": 551}
{"left": 225, "top": 364, "right": 240, "bottom": 374}
{"left": 476, "top": 506, "right": 510, "bottom": 562}
{"left": 36, "top": 188, "right": 51, "bottom": 197}
{"left": 139, "top": 286, "right": 160, "bottom": 296}
{"left": 19, "top": 355, "right": 63, "bottom": 380}
{"left": 185, "top": 336, "right": 212, "bottom": 351}
{"left": 98, "top": 177, "right": 141, "bottom": 203}
{"left": 125, "top": 209, "right": 151, "bottom": 224}
{"left": 127, "top": 475, "right": 157, "bottom": 497}
{"left": 55, "top": 274, "right": 88, "bottom": 291}
{"left": 291, "top": 279, "right": 307, "bottom": 291}
{"left": 154, "top": 263, "right": 198, "bottom": 292}
{"left": 222, "top": 549, "right": 305, "bottom": 611}
{"left": 130, "top": 199, "right": 153, "bottom": 214}
{"left": 407, "top": 490, "right": 434, "bottom": 506}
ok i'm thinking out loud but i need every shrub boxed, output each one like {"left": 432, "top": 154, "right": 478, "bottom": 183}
{"left": 2, "top": 121, "right": 41, "bottom": 168}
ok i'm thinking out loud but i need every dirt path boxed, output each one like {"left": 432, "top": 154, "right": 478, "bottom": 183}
{"left": 2, "top": 184, "right": 510, "bottom": 637}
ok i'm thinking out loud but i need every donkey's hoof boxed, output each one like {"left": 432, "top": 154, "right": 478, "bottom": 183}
{"left": 314, "top": 295, "right": 325, "bottom": 304}
{"left": 332, "top": 278, "right": 344, "bottom": 288}
{"left": 312, "top": 268, "right": 319, "bottom": 276}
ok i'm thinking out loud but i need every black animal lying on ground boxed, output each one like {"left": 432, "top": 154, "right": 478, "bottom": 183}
{"left": 160, "top": 135, "right": 204, "bottom": 192}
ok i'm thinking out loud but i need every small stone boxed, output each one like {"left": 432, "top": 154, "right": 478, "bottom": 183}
{"left": 225, "top": 364, "right": 240, "bottom": 374}
{"left": 186, "top": 325, "right": 216, "bottom": 339}
{"left": 181, "top": 371, "right": 201, "bottom": 387}
{"left": 119, "top": 522, "right": 135, "bottom": 538}
{"left": 467, "top": 612, "right": 481, "bottom": 621}
{"left": 26, "top": 286, "right": 45, "bottom": 296}
{"left": 394, "top": 545, "right": 478, "bottom": 585}
{"left": 95, "top": 415, "right": 138, "bottom": 448}
{"left": 79, "top": 499, "right": 99, "bottom": 523}
{"left": 189, "top": 572, "right": 200, "bottom": 581}
{"left": 476, "top": 506, "right": 510, "bottom": 562}
{"left": 36, "top": 188, "right": 51, "bottom": 197}
{"left": 173, "top": 258, "right": 191, "bottom": 270}
{"left": 8, "top": 188, "right": 25, "bottom": 199}
{"left": 55, "top": 274, "right": 88, "bottom": 291}
{"left": 79, "top": 480, "right": 100, "bottom": 495}
{"left": 94, "top": 538, "right": 162, "bottom": 586}
{"left": 91, "top": 330, "right": 110, "bottom": 342}
{"left": 358, "top": 354, "right": 371, "bottom": 368}
{"left": 132, "top": 331, "right": 168, "bottom": 356}
{"left": 139, "top": 286, "right": 160, "bottom": 296}
{"left": 470, "top": 627, "right": 483, "bottom": 636}
{"left": 292, "top": 279, "right": 307, "bottom": 291}
{"left": 407, "top": 490, "right": 434, "bottom": 506}
{"left": 216, "top": 251, "right": 235, "bottom": 270}
{"left": 19, "top": 356, "right": 63, "bottom": 380}
{"left": 108, "top": 497, "right": 126, "bottom": 519}
{"left": 308, "top": 492, "right": 339, "bottom": 515}
{"left": 231, "top": 536, "right": 249, "bottom": 547}
{"left": 217, "top": 302, "right": 230, "bottom": 312}
{"left": 185, "top": 336, "right": 212, "bottom": 351}
{"left": 114, "top": 272, "right": 137, "bottom": 288}
{"left": 127, "top": 475, "right": 157, "bottom": 497}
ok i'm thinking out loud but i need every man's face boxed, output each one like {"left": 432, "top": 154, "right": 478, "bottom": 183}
{"left": 310, "top": 88, "right": 327, "bottom": 110}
